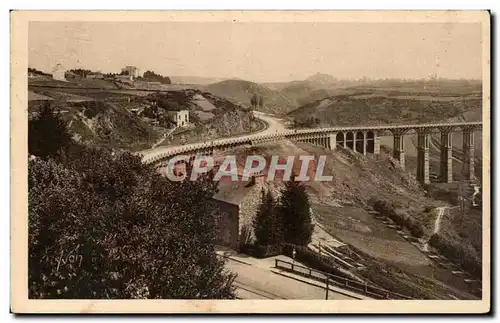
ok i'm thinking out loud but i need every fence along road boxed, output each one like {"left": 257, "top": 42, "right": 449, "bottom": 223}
{"left": 275, "top": 259, "right": 413, "bottom": 300}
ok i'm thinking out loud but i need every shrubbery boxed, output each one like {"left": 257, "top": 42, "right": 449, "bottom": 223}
{"left": 240, "top": 244, "right": 283, "bottom": 258}
{"left": 28, "top": 107, "right": 236, "bottom": 299}
{"left": 28, "top": 103, "right": 72, "bottom": 159}
{"left": 429, "top": 234, "right": 482, "bottom": 278}
{"left": 370, "top": 197, "right": 425, "bottom": 238}
{"left": 281, "top": 244, "right": 347, "bottom": 278}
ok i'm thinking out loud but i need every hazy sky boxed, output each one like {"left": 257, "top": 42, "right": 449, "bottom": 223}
{"left": 28, "top": 22, "right": 482, "bottom": 82}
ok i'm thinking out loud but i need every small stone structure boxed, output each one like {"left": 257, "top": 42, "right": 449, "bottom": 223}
{"left": 211, "top": 175, "right": 269, "bottom": 250}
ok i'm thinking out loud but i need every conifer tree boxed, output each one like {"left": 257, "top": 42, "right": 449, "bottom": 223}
{"left": 253, "top": 189, "right": 275, "bottom": 246}
{"left": 28, "top": 103, "right": 72, "bottom": 159}
{"left": 276, "top": 175, "right": 314, "bottom": 246}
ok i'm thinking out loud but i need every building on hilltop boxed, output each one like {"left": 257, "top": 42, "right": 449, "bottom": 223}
{"left": 166, "top": 110, "right": 189, "bottom": 128}
{"left": 52, "top": 64, "right": 66, "bottom": 82}
{"left": 115, "top": 74, "right": 134, "bottom": 84}
{"left": 121, "top": 66, "right": 140, "bottom": 79}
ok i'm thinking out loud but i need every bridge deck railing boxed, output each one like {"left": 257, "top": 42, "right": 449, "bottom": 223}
{"left": 141, "top": 121, "right": 482, "bottom": 164}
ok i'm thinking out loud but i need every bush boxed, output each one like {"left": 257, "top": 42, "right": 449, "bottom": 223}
{"left": 240, "top": 244, "right": 283, "bottom": 258}
{"left": 370, "top": 197, "right": 425, "bottom": 239}
{"left": 29, "top": 103, "right": 72, "bottom": 159}
{"left": 29, "top": 145, "right": 236, "bottom": 299}
{"left": 429, "top": 233, "right": 481, "bottom": 278}
{"left": 424, "top": 205, "right": 434, "bottom": 213}
{"left": 282, "top": 244, "right": 348, "bottom": 278}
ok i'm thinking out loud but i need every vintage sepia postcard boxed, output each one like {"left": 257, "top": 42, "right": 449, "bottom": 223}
{"left": 11, "top": 10, "right": 490, "bottom": 314}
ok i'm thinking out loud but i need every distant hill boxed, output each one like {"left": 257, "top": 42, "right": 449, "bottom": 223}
{"left": 279, "top": 81, "right": 334, "bottom": 106}
{"left": 306, "top": 73, "right": 340, "bottom": 87}
{"left": 204, "top": 79, "right": 297, "bottom": 115}
{"left": 169, "top": 76, "right": 230, "bottom": 85}
{"left": 287, "top": 80, "right": 482, "bottom": 126}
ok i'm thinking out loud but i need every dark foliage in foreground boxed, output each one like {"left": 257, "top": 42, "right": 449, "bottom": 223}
{"left": 28, "top": 103, "right": 72, "bottom": 159}
{"left": 28, "top": 109, "right": 236, "bottom": 299}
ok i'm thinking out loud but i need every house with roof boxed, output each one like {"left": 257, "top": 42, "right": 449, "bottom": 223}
{"left": 52, "top": 64, "right": 66, "bottom": 81}
{"left": 211, "top": 174, "right": 270, "bottom": 250}
{"left": 166, "top": 110, "right": 189, "bottom": 128}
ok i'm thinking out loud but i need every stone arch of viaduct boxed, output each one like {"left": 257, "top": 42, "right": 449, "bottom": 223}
{"left": 143, "top": 122, "right": 482, "bottom": 185}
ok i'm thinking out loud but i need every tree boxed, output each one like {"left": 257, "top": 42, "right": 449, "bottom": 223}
{"left": 250, "top": 93, "right": 258, "bottom": 109}
{"left": 258, "top": 95, "right": 264, "bottom": 108}
{"left": 276, "top": 175, "right": 313, "bottom": 246}
{"left": 28, "top": 103, "right": 72, "bottom": 159}
{"left": 253, "top": 189, "right": 277, "bottom": 246}
{"left": 68, "top": 69, "right": 92, "bottom": 78}
{"left": 28, "top": 145, "right": 236, "bottom": 299}
{"left": 142, "top": 70, "right": 172, "bottom": 84}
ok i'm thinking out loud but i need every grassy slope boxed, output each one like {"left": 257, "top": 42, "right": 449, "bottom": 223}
{"left": 223, "top": 140, "right": 479, "bottom": 299}
{"left": 29, "top": 83, "right": 262, "bottom": 150}
{"left": 279, "top": 80, "right": 484, "bottom": 297}
{"left": 160, "top": 92, "right": 262, "bottom": 146}
{"left": 204, "top": 79, "right": 297, "bottom": 115}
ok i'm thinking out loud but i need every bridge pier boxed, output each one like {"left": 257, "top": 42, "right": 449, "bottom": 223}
{"left": 463, "top": 129, "right": 475, "bottom": 181}
{"left": 439, "top": 128, "right": 453, "bottom": 183}
{"left": 363, "top": 131, "right": 368, "bottom": 155}
{"left": 329, "top": 133, "right": 336, "bottom": 150}
{"left": 391, "top": 130, "right": 406, "bottom": 169}
{"left": 374, "top": 132, "right": 380, "bottom": 154}
{"left": 416, "top": 130, "right": 430, "bottom": 185}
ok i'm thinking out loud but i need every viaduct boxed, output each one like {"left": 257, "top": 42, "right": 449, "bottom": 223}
{"left": 141, "top": 122, "right": 482, "bottom": 185}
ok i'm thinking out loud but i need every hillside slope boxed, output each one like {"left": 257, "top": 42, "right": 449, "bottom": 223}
{"left": 279, "top": 81, "right": 334, "bottom": 107}
{"left": 221, "top": 140, "right": 481, "bottom": 299}
{"left": 29, "top": 86, "right": 262, "bottom": 151}
{"left": 139, "top": 89, "right": 264, "bottom": 147}
{"left": 64, "top": 101, "right": 159, "bottom": 151}
{"left": 288, "top": 93, "right": 482, "bottom": 126}
{"left": 204, "top": 79, "right": 297, "bottom": 115}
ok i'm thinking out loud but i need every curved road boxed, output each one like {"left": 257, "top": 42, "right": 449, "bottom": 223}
{"left": 138, "top": 111, "right": 286, "bottom": 161}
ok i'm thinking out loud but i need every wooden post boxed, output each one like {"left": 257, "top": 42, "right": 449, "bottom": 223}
{"left": 326, "top": 277, "right": 329, "bottom": 300}
{"left": 275, "top": 258, "right": 278, "bottom": 268}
